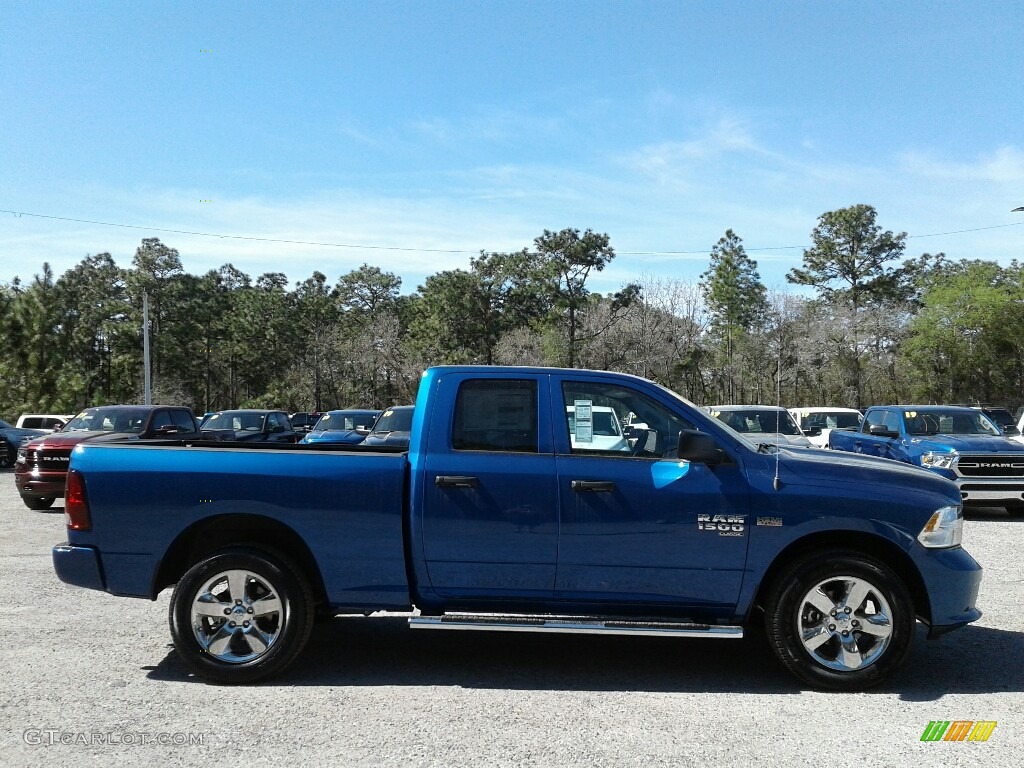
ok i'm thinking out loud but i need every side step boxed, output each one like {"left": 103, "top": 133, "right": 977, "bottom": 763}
{"left": 409, "top": 613, "right": 743, "bottom": 639}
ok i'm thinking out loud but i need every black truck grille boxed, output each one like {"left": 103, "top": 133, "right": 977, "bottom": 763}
{"left": 27, "top": 449, "right": 73, "bottom": 470}
{"left": 956, "top": 455, "right": 1024, "bottom": 478}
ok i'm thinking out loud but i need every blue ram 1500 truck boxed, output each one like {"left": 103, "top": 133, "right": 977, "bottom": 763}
{"left": 53, "top": 367, "right": 982, "bottom": 691}
{"left": 828, "top": 405, "right": 1024, "bottom": 516}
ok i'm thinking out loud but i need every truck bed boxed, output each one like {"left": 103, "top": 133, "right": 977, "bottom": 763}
{"left": 66, "top": 440, "right": 412, "bottom": 608}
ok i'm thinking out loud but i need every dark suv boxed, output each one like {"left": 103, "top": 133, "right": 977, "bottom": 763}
{"left": 14, "top": 405, "right": 202, "bottom": 510}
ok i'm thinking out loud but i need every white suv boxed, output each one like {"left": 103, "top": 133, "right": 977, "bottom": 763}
{"left": 15, "top": 414, "right": 73, "bottom": 433}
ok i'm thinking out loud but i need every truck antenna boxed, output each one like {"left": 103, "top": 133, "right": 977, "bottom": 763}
{"left": 773, "top": 342, "right": 783, "bottom": 491}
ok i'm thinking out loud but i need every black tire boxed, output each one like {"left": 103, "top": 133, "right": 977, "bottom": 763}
{"left": 1005, "top": 503, "right": 1024, "bottom": 518}
{"left": 763, "top": 550, "right": 914, "bottom": 691}
{"left": 169, "top": 547, "right": 315, "bottom": 684}
{"left": 23, "top": 496, "right": 55, "bottom": 510}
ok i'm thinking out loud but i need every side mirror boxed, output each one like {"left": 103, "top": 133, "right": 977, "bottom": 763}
{"left": 802, "top": 427, "right": 822, "bottom": 437}
{"left": 677, "top": 429, "right": 723, "bottom": 465}
{"left": 156, "top": 425, "right": 181, "bottom": 435}
{"left": 868, "top": 424, "right": 898, "bottom": 439}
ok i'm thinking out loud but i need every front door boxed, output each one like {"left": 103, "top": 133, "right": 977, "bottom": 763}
{"left": 552, "top": 376, "right": 750, "bottom": 609}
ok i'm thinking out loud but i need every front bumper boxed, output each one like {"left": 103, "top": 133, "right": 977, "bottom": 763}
{"left": 912, "top": 545, "right": 982, "bottom": 635}
{"left": 52, "top": 544, "right": 105, "bottom": 591}
{"left": 956, "top": 481, "right": 1024, "bottom": 505}
{"left": 15, "top": 468, "right": 67, "bottom": 499}
{"left": 921, "top": 467, "right": 1024, "bottom": 505}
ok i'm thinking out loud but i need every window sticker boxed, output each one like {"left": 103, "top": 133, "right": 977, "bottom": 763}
{"left": 573, "top": 399, "right": 593, "bottom": 443}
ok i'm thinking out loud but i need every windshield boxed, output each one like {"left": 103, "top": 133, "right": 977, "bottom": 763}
{"left": 905, "top": 410, "right": 1001, "bottom": 437}
{"left": 799, "top": 411, "right": 863, "bottom": 430}
{"left": 64, "top": 408, "right": 147, "bottom": 433}
{"left": 710, "top": 409, "right": 802, "bottom": 436}
{"left": 314, "top": 411, "right": 380, "bottom": 432}
{"left": 371, "top": 408, "right": 413, "bottom": 434}
{"left": 982, "top": 408, "right": 1015, "bottom": 428}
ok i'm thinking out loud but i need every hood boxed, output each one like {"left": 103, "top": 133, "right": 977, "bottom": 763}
{"left": 301, "top": 430, "right": 364, "bottom": 444}
{"left": 362, "top": 431, "right": 411, "bottom": 448}
{"left": 776, "top": 444, "right": 960, "bottom": 503}
{"left": 28, "top": 431, "right": 138, "bottom": 449}
{"left": 2, "top": 426, "right": 48, "bottom": 442}
{"left": 913, "top": 434, "right": 1024, "bottom": 453}
{"left": 750, "top": 432, "right": 813, "bottom": 448}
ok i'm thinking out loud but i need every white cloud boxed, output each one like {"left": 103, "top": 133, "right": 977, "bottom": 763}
{"left": 901, "top": 146, "right": 1024, "bottom": 184}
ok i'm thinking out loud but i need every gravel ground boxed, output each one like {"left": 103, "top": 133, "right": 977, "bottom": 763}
{"left": 1, "top": 470, "right": 1021, "bottom": 767}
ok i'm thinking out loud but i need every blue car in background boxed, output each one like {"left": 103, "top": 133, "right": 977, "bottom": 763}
{"left": 0, "top": 418, "right": 47, "bottom": 468}
{"left": 299, "top": 409, "right": 381, "bottom": 445}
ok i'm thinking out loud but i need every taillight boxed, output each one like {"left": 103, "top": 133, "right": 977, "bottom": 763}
{"left": 64, "top": 469, "right": 92, "bottom": 531}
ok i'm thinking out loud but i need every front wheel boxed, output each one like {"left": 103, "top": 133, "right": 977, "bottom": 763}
{"left": 169, "top": 547, "right": 315, "bottom": 684}
{"left": 764, "top": 550, "right": 914, "bottom": 691}
{"left": 23, "top": 496, "right": 55, "bottom": 510}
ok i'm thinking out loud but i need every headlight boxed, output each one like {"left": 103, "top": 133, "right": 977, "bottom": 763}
{"left": 16, "top": 447, "right": 27, "bottom": 462}
{"left": 917, "top": 505, "right": 963, "bottom": 548}
{"left": 921, "top": 450, "right": 957, "bottom": 470}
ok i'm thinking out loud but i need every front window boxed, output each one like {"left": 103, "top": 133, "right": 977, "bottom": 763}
{"left": 561, "top": 381, "right": 693, "bottom": 458}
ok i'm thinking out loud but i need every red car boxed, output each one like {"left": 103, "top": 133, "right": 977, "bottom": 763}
{"left": 15, "top": 405, "right": 201, "bottom": 510}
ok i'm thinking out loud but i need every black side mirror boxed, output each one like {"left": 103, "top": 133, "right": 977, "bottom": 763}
{"left": 802, "top": 427, "right": 822, "bottom": 437}
{"left": 868, "top": 424, "right": 898, "bottom": 438}
{"left": 677, "top": 429, "right": 722, "bottom": 465}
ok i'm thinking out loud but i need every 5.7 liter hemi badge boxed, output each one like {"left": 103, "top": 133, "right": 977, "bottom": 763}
{"left": 697, "top": 514, "right": 746, "bottom": 535}
{"left": 756, "top": 516, "right": 783, "bottom": 527}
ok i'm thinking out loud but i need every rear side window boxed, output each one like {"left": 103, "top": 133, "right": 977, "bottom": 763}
{"left": 171, "top": 410, "right": 196, "bottom": 431}
{"left": 452, "top": 379, "right": 537, "bottom": 453}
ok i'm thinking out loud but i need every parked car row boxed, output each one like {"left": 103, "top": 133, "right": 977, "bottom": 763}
{"left": 9, "top": 403, "right": 415, "bottom": 510}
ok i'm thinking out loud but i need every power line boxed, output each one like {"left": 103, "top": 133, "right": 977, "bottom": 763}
{"left": 0, "top": 209, "right": 476, "bottom": 254}
{"left": 3, "top": 207, "right": 1023, "bottom": 258}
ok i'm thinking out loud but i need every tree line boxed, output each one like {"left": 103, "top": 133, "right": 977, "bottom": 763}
{"left": 1, "top": 204, "right": 1022, "bottom": 419}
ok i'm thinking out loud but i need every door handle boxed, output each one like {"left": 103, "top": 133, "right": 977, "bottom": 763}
{"left": 571, "top": 480, "right": 616, "bottom": 493}
{"left": 435, "top": 475, "right": 479, "bottom": 489}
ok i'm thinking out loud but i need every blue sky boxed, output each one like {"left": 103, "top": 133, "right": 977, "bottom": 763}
{"left": 2, "top": 1, "right": 1022, "bottom": 296}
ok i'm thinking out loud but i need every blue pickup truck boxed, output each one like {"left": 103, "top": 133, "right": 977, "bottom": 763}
{"left": 829, "top": 405, "right": 1024, "bottom": 516}
{"left": 53, "top": 366, "right": 982, "bottom": 691}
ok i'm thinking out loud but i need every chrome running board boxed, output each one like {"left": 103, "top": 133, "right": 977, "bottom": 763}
{"left": 409, "top": 613, "right": 743, "bottom": 639}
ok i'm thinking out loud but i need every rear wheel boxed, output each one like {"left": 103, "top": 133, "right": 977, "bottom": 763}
{"left": 23, "top": 496, "right": 55, "bottom": 510}
{"left": 1006, "top": 503, "right": 1024, "bottom": 518}
{"left": 764, "top": 550, "right": 914, "bottom": 691}
{"left": 169, "top": 547, "right": 315, "bottom": 684}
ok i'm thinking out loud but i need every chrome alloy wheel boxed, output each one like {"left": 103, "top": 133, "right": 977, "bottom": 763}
{"left": 191, "top": 569, "right": 284, "bottom": 663}
{"left": 796, "top": 575, "right": 893, "bottom": 672}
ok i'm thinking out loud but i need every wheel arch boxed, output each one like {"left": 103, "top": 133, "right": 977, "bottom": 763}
{"left": 750, "top": 531, "right": 931, "bottom": 625}
{"left": 153, "top": 514, "right": 328, "bottom": 608}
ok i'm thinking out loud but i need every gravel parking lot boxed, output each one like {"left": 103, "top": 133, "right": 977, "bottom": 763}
{"left": 1, "top": 469, "right": 1021, "bottom": 768}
